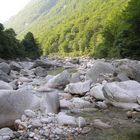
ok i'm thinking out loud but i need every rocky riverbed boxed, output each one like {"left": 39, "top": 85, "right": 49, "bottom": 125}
{"left": 0, "top": 57, "right": 140, "bottom": 140}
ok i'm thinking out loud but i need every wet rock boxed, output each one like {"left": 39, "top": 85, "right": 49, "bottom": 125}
{"left": 86, "top": 61, "right": 115, "bottom": 83}
{"left": 0, "top": 62, "right": 10, "bottom": 74}
{"left": 126, "top": 111, "right": 133, "bottom": 119}
{"left": 76, "top": 117, "right": 86, "bottom": 128}
{"left": 89, "top": 84, "right": 105, "bottom": 100}
{"left": 64, "top": 80, "right": 92, "bottom": 96}
{"left": 92, "top": 119, "right": 112, "bottom": 129}
{"left": 81, "top": 127, "right": 91, "bottom": 134}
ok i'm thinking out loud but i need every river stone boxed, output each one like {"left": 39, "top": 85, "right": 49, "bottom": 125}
{"left": 89, "top": 84, "right": 105, "bottom": 100}
{"left": 54, "top": 128, "right": 63, "bottom": 135}
{"left": 64, "top": 80, "right": 92, "bottom": 96}
{"left": 0, "top": 70, "right": 12, "bottom": 82}
{"left": 0, "top": 89, "right": 60, "bottom": 128}
{"left": 31, "top": 120, "right": 42, "bottom": 128}
{"left": 76, "top": 117, "right": 86, "bottom": 128}
{"left": 34, "top": 67, "right": 47, "bottom": 77}
{"left": 93, "top": 119, "right": 112, "bottom": 129}
{"left": 72, "top": 97, "right": 91, "bottom": 109}
{"left": 10, "top": 61, "right": 23, "bottom": 72}
{"left": 40, "top": 92, "right": 60, "bottom": 114}
{"left": 70, "top": 72, "right": 81, "bottom": 83}
{"left": 116, "top": 73, "right": 130, "bottom": 81}
{"left": 103, "top": 80, "right": 140, "bottom": 103}
{"left": 24, "top": 109, "right": 36, "bottom": 118}
{"left": 0, "top": 80, "right": 13, "bottom": 90}
{"left": 86, "top": 61, "right": 115, "bottom": 83}
{"left": 57, "top": 112, "right": 77, "bottom": 127}
{"left": 114, "top": 59, "right": 140, "bottom": 82}
{"left": 31, "top": 59, "right": 61, "bottom": 69}
{"left": 38, "top": 70, "right": 70, "bottom": 90}
{"left": 0, "top": 90, "right": 41, "bottom": 128}
{"left": 60, "top": 99, "right": 73, "bottom": 109}
{"left": 0, "top": 128, "right": 13, "bottom": 136}
{"left": 0, "top": 62, "right": 10, "bottom": 74}
{"left": 111, "top": 102, "right": 140, "bottom": 110}
{"left": 95, "top": 101, "right": 108, "bottom": 109}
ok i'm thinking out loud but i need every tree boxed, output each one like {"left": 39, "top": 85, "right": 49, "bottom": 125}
{"left": 22, "top": 32, "right": 41, "bottom": 59}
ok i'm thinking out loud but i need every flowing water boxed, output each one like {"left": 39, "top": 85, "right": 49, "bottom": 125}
{"left": 72, "top": 107, "right": 140, "bottom": 140}
{"left": 48, "top": 67, "right": 140, "bottom": 140}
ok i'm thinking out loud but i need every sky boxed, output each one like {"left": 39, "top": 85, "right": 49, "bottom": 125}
{"left": 0, "top": 0, "right": 31, "bottom": 23}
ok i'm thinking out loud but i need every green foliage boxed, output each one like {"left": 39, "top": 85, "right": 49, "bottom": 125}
{"left": 21, "top": 32, "right": 41, "bottom": 59}
{"left": 5, "top": 0, "right": 140, "bottom": 59}
{"left": 0, "top": 23, "right": 41, "bottom": 59}
{"left": 95, "top": 0, "right": 140, "bottom": 59}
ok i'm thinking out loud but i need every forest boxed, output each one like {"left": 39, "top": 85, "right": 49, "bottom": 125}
{"left": 5, "top": 0, "right": 140, "bottom": 59}
{"left": 0, "top": 23, "right": 41, "bottom": 59}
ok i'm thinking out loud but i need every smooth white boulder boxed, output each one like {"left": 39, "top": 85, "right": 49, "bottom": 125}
{"left": 38, "top": 70, "right": 70, "bottom": 91}
{"left": 86, "top": 61, "right": 115, "bottom": 83}
{"left": 89, "top": 84, "right": 105, "bottom": 100}
{"left": 57, "top": 112, "right": 77, "bottom": 127}
{"left": 0, "top": 90, "right": 60, "bottom": 128}
{"left": 64, "top": 80, "right": 92, "bottom": 96}
{"left": 0, "top": 81, "right": 13, "bottom": 90}
{"left": 103, "top": 80, "right": 140, "bottom": 103}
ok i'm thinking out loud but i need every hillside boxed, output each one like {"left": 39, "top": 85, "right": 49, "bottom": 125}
{"left": 5, "top": 0, "right": 140, "bottom": 59}
{"left": 5, "top": 0, "right": 58, "bottom": 33}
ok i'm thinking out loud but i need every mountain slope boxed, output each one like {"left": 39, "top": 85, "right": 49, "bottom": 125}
{"left": 6, "top": 0, "right": 133, "bottom": 57}
{"left": 5, "top": 0, "right": 58, "bottom": 33}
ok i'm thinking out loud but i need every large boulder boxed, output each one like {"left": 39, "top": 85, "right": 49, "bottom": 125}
{"left": 114, "top": 59, "right": 140, "bottom": 82}
{"left": 38, "top": 70, "right": 71, "bottom": 90}
{"left": 34, "top": 67, "right": 47, "bottom": 77}
{"left": 89, "top": 84, "right": 105, "bottom": 100}
{"left": 10, "top": 61, "right": 23, "bottom": 72}
{"left": 86, "top": 61, "right": 115, "bottom": 83}
{"left": 0, "top": 89, "right": 60, "bottom": 128}
{"left": 0, "top": 62, "right": 10, "bottom": 74}
{"left": 0, "top": 70, "right": 12, "bottom": 82}
{"left": 0, "top": 81, "right": 13, "bottom": 90}
{"left": 103, "top": 80, "right": 140, "bottom": 103}
{"left": 64, "top": 80, "right": 92, "bottom": 96}
{"left": 41, "top": 92, "right": 60, "bottom": 114}
{"left": 103, "top": 80, "right": 140, "bottom": 110}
